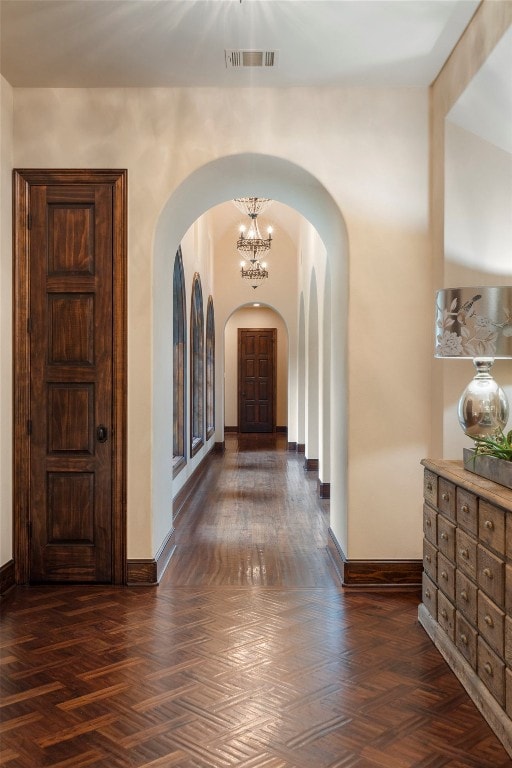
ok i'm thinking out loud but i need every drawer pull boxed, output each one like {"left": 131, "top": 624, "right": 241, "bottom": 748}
{"left": 484, "top": 615, "right": 494, "bottom": 628}
{"left": 459, "top": 548, "right": 469, "bottom": 559}
{"left": 426, "top": 518, "right": 431, "bottom": 527}
{"left": 483, "top": 662, "right": 493, "bottom": 676}
{"left": 460, "top": 504, "right": 469, "bottom": 514}
{"left": 483, "top": 568, "right": 493, "bottom": 580}
{"left": 427, "top": 482, "right": 433, "bottom": 492}
{"left": 484, "top": 520, "right": 494, "bottom": 530}
{"left": 460, "top": 590, "right": 468, "bottom": 602}
{"left": 425, "top": 554, "right": 431, "bottom": 563}
{"left": 441, "top": 571, "right": 448, "bottom": 580}
{"left": 425, "top": 588, "right": 431, "bottom": 599}
{"left": 441, "top": 609, "right": 448, "bottom": 619}
{"left": 442, "top": 492, "right": 450, "bottom": 502}
{"left": 460, "top": 633, "right": 468, "bottom": 645}
{"left": 440, "top": 532, "right": 448, "bottom": 541}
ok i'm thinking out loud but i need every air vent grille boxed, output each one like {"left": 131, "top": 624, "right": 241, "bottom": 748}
{"left": 225, "top": 50, "right": 279, "bottom": 68}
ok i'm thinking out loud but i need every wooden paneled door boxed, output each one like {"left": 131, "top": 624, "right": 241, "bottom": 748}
{"left": 13, "top": 170, "right": 127, "bottom": 584}
{"left": 238, "top": 328, "right": 276, "bottom": 433}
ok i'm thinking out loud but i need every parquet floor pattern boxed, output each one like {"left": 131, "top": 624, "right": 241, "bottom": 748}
{"left": 1, "top": 436, "right": 511, "bottom": 767}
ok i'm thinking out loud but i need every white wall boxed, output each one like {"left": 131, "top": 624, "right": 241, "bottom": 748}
{"left": 6, "top": 84, "right": 429, "bottom": 564}
{"left": 224, "top": 306, "right": 288, "bottom": 429}
{"left": 0, "top": 76, "right": 13, "bottom": 565}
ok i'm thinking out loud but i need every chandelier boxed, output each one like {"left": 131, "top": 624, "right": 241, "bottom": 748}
{"left": 234, "top": 197, "right": 273, "bottom": 288}
{"left": 233, "top": 197, "right": 272, "bottom": 217}
{"left": 241, "top": 260, "right": 269, "bottom": 290}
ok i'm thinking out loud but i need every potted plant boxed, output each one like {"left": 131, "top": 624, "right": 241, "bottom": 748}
{"left": 463, "top": 429, "right": 512, "bottom": 489}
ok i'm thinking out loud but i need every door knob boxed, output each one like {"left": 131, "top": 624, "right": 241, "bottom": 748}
{"left": 97, "top": 425, "right": 108, "bottom": 442}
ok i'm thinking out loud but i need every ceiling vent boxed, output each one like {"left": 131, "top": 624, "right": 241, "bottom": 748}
{"left": 225, "top": 50, "right": 278, "bottom": 68}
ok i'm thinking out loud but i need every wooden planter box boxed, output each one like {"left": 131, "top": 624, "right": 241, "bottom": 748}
{"left": 463, "top": 448, "right": 512, "bottom": 490}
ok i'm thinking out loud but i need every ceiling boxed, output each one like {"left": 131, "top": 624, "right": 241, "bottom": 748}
{"left": 1, "top": 0, "right": 480, "bottom": 89}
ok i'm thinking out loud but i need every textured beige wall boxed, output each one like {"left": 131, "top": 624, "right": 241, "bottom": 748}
{"left": 8, "top": 84, "right": 429, "bottom": 561}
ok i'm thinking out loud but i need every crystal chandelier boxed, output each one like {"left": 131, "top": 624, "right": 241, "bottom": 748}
{"left": 240, "top": 259, "right": 269, "bottom": 290}
{"left": 234, "top": 197, "right": 273, "bottom": 288}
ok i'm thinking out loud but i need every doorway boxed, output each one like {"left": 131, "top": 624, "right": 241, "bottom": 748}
{"left": 238, "top": 328, "right": 277, "bottom": 433}
{"left": 13, "top": 169, "right": 127, "bottom": 584}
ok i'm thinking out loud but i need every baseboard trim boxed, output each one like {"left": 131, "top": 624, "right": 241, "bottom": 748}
{"left": 224, "top": 426, "right": 238, "bottom": 433}
{"left": 173, "top": 444, "right": 216, "bottom": 520}
{"left": 127, "top": 527, "right": 176, "bottom": 586}
{"left": 276, "top": 426, "right": 287, "bottom": 433}
{"left": 318, "top": 480, "right": 330, "bottom": 499}
{"left": 297, "top": 443, "right": 305, "bottom": 454}
{"left": 304, "top": 458, "right": 319, "bottom": 472}
{"left": 0, "top": 559, "right": 15, "bottom": 596}
{"left": 327, "top": 528, "right": 422, "bottom": 589}
{"left": 214, "top": 441, "right": 225, "bottom": 453}
{"left": 287, "top": 441, "right": 297, "bottom": 452}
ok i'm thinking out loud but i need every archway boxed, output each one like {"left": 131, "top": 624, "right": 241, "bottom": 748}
{"left": 153, "top": 153, "right": 349, "bottom": 554}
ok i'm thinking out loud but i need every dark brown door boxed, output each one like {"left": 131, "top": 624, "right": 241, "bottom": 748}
{"left": 238, "top": 328, "right": 276, "bottom": 433}
{"left": 13, "top": 170, "right": 127, "bottom": 584}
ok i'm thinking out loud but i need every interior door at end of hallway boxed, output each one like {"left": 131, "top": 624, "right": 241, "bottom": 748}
{"left": 238, "top": 328, "right": 276, "bottom": 433}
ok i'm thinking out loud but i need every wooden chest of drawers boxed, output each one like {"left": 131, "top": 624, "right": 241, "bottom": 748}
{"left": 419, "top": 459, "right": 512, "bottom": 757}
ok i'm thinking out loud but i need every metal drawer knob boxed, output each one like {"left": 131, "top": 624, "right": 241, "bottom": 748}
{"left": 483, "top": 568, "right": 493, "bottom": 580}
{"left": 484, "top": 520, "right": 494, "bottom": 530}
{"left": 484, "top": 662, "right": 493, "bottom": 676}
{"left": 460, "top": 590, "right": 468, "bottom": 602}
{"left": 460, "top": 633, "right": 468, "bottom": 645}
{"left": 442, "top": 492, "right": 450, "bottom": 502}
{"left": 484, "top": 615, "right": 494, "bottom": 628}
{"left": 425, "top": 588, "right": 431, "bottom": 598}
{"left": 426, "top": 554, "right": 431, "bottom": 563}
{"left": 460, "top": 504, "right": 469, "bottom": 514}
{"left": 440, "top": 532, "right": 448, "bottom": 540}
{"left": 426, "top": 519, "right": 431, "bottom": 527}
{"left": 459, "top": 548, "right": 469, "bottom": 559}
{"left": 441, "top": 609, "right": 447, "bottom": 619}
{"left": 427, "top": 482, "right": 433, "bottom": 492}
{"left": 441, "top": 571, "right": 448, "bottom": 580}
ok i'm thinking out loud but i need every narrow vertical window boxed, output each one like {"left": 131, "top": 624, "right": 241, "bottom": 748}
{"left": 206, "top": 296, "right": 215, "bottom": 440}
{"left": 190, "top": 273, "right": 204, "bottom": 456}
{"left": 173, "top": 247, "right": 186, "bottom": 476}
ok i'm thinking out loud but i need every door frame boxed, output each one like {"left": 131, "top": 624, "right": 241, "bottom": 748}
{"left": 13, "top": 169, "right": 128, "bottom": 585}
{"left": 237, "top": 327, "right": 277, "bottom": 433}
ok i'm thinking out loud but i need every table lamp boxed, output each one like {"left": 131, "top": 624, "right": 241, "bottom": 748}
{"left": 434, "top": 286, "right": 512, "bottom": 438}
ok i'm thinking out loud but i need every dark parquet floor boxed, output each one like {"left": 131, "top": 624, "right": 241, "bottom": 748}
{"left": 1, "top": 435, "right": 511, "bottom": 767}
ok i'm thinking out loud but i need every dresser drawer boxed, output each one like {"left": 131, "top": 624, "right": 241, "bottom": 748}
{"left": 456, "top": 487, "right": 478, "bottom": 536}
{"left": 477, "top": 545, "right": 505, "bottom": 608}
{"left": 423, "top": 539, "right": 437, "bottom": 581}
{"left": 423, "top": 469, "right": 437, "bottom": 508}
{"left": 456, "top": 611, "right": 477, "bottom": 670}
{"left": 455, "top": 570, "right": 477, "bottom": 625}
{"left": 479, "top": 500, "right": 506, "bottom": 556}
{"left": 507, "top": 514, "right": 512, "bottom": 559}
{"left": 437, "top": 552, "right": 455, "bottom": 601}
{"left": 423, "top": 504, "right": 437, "bottom": 545}
{"left": 438, "top": 591, "right": 455, "bottom": 641}
{"left": 455, "top": 528, "right": 477, "bottom": 580}
{"left": 477, "top": 591, "right": 505, "bottom": 657}
{"left": 437, "top": 516, "right": 456, "bottom": 561}
{"left": 438, "top": 478, "right": 456, "bottom": 521}
{"left": 478, "top": 636, "right": 505, "bottom": 706}
{"left": 422, "top": 573, "right": 437, "bottom": 618}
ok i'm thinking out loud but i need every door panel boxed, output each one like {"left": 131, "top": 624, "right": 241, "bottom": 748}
{"left": 13, "top": 169, "right": 127, "bottom": 585}
{"left": 238, "top": 328, "right": 276, "bottom": 433}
